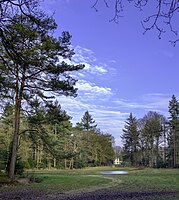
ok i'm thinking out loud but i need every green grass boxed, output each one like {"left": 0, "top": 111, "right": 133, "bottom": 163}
{"left": 116, "top": 168, "right": 179, "bottom": 191}
{"left": 102, "top": 167, "right": 179, "bottom": 200}
{"left": 30, "top": 173, "right": 112, "bottom": 192}
{"left": 1, "top": 167, "right": 179, "bottom": 200}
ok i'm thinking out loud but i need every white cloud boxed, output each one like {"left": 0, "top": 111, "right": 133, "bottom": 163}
{"left": 58, "top": 94, "right": 128, "bottom": 146}
{"left": 113, "top": 99, "right": 151, "bottom": 109}
{"left": 91, "top": 109, "right": 128, "bottom": 144}
{"left": 72, "top": 46, "right": 108, "bottom": 75}
{"left": 82, "top": 63, "right": 107, "bottom": 75}
{"left": 73, "top": 46, "right": 96, "bottom": 63}
{"left": 55, "top": 45, "right": 124, "bottom": 145}
{"left": 76, "top": 80, "right": 112, "bottom": 95}
{"left": 141, "top": 93, "right": 171, "bottom": 110}
{"left": 112, "top": 93, "right": 174, "bottom": 120}
{"left": 92, "top": 65, "right": 107, "bottom": 73}
{"left": 113, "top": 93, "right": 169, "bottom": 110}
{"left": 100, "top": 109, "right": 129, "bottom": 144}
{"left": 58, "top": 45, "right": 108, "bottom": 76}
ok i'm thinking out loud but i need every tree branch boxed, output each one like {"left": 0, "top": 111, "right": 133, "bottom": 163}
{"left": 91, "top": 0, "right": 179, "bottom": 45}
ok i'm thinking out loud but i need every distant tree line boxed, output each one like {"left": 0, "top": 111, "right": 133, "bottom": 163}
{"left": 0, "top": 104, "right": 115, "bottom": 174}
{"left": 122, "top": 95, "right": 179, "bottom": 168}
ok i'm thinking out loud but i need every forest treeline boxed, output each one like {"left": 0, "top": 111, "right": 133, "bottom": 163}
{"left": 0, "top": 104, "right": 115, "bottom": 173}
{"left": 121, "top": 95, "right": 179, "bottom": 168}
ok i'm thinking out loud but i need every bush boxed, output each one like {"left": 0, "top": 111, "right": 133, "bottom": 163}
{"left": 74, "top": 159, "right": 87, "bottom": 169}
{"left": 29, "top": 175, "right": 43, "bottom": 183}
{"left": 121, "top": 161, "right": 131, "bottom": 167}
{"left": 15, "top": 159, "right": 24, "bottom": 175}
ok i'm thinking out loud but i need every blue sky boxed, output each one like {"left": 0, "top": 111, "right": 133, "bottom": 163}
{"left": 42, "top": 0, "right": 179, "bottom": 145}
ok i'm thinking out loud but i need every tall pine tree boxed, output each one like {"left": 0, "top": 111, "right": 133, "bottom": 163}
{"left": 0, "top": 14, "right": 84, "bottom": 178}
{"left": 77, "top": 111, "right": 97, "bottom": 131}
{"left": 168, "top": 95, "right": 179, "bottom": 167}
{"left": 122, "top": 113, "right": 139, "bottom": 166}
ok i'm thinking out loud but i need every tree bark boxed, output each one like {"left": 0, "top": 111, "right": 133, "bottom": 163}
{"left": 8, "top": 100, "right": 21, "bottom": 178}
{"left": 8, "top": 65, "right": 25, "bottom": 178}
{"left": 173, "top": 130, "right": 176, "bottom": 167}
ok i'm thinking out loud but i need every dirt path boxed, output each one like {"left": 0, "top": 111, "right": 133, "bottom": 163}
{"left": 67, "top": 175, "right": 122, "bottom": 194}
{"left": 0, "top": 174, "right": 117, "bottom": 199}
{"left": 0, "top": 175, "right": 178, "bottom": 200}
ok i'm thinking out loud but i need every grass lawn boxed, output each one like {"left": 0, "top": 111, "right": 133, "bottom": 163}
{"left": 0, "top": 167, "right": 179, "bottom": 199}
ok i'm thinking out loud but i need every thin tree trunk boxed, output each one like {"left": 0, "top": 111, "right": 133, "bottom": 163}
{"left": 64, "top": 143, "right": 67, "bottom": 169}
{"left": 48, "top": 157, "right": 51, "bottom": 169}
{"left": 156, "top": 138, "right": 159, "bottom": 167}
{"left": 64, "top": 158, "right": 67, "bottom": 169}
{"left": 69, "top": 158, "right": 73, "bottom": 169}
{"left": 53, "top": 158, "right": 56, "bottom": 168}
{"left": 163, "top": 130, "right": 166, "bottom": 165}
{"left": 173, "top": 130, "right": 176, "bottom": 167}
{"left": 36, "top": 145, "right": 39, "bottom": 169}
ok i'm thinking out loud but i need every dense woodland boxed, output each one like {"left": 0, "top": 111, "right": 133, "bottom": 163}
{"left": 0, "top": 105, "right": 115, "bottom": 172}
{"left": 121, "top": 95, "right": 179, "bottom": 168}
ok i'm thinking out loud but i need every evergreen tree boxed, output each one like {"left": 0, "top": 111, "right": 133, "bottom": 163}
{"left": 77, "top": 111, "right": 97, "bottom": 131}
{"left": 0, "top": 0, "right": 47, "bottom": 61}
{"left": 26, "top": 100, "right": 74, "bottom": 169}
{"left": 0, "top": 14, "right": 84, "bottom": 178}
{"left": 122, "top": 113, "right": 139, "bottom": 166}
{"left": 45, "top": 101, "right": 72, "bottom": 130}
{"left": 168, "top": 95, "right": 179, "bottom": 167}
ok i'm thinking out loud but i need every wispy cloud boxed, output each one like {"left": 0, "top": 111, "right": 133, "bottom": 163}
{"left": 72, "top": 46, "right": 108, "bottom": 75}
{"left": 113, "top": 93, "right": 173, "bottom": 118}
{"left": 73, "top": 46, "right": 96, "bottom": 63}
{"left": 58, "top": 94, "right": 129, "bottom": 146}
{"left": 76, "top": 80, "right": 112, "bottom": 96}
{"left": 57, "top": 46, "right": 117, "bottom": 131}
{"left": 59, "top": 45, "right": 109, "bottom": 76}
{"left": 58, "top": 86, "right": 174, "bottom": 146}
{"left": 84, "top": 64, "right": 107, "bottom": 74}
{"left": 58, "top": 45, "right": 176, "bottom": 146}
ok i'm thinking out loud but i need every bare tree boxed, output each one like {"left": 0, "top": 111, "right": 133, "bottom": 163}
{"left": 91, "top": 0, "right": 179, "bottom": 45}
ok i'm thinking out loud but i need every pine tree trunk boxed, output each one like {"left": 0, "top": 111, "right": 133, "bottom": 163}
{"left": 173, "top": 131, "right": 176, "bottom": 167}
{"left": 8, "top": 101, "right": 21, "bottom": 178}
{"left": 8, "top": 64, "right": 25, "bottom": 178}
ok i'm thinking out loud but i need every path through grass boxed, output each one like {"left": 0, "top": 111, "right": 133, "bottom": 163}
{"left": 0, "top": 167, "right": 179, "bottom": 199}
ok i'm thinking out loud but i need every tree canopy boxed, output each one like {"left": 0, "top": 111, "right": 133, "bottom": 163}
{"left": 121, "top": 96, "right": 179, "bottom": 168}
